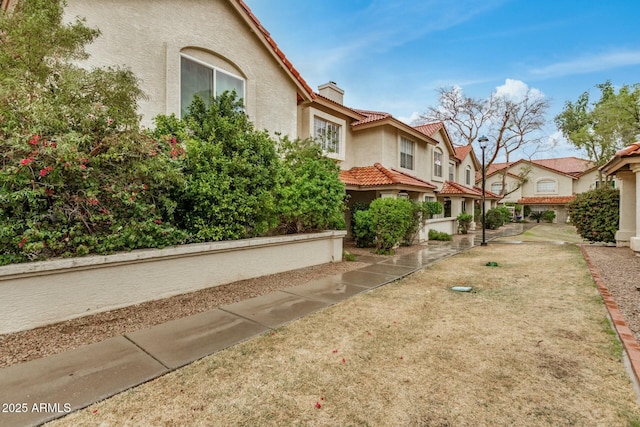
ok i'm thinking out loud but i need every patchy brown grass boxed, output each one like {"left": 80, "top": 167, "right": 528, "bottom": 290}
{"left": 48, "top": 243, "right": 640, "bottom": 426}
{"left": 497, "top": 223, "right": 586, "bottom": 244}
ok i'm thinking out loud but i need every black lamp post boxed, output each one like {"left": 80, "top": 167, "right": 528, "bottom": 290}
{"left": 478, "top": 135, "right": 488, "bottom": 246}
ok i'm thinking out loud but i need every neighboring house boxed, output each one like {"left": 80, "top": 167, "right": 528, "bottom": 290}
{"left": 601, "top": 142, "right": 640, "bottom": 254}
{"left": 55, "top": 0, "right": 316, "bottom": 134}
{"left": 482, "top": 157, "right": 606, "bottom": 223}
{"left": 297, "top": 82, "right": 499, "bottom": 238}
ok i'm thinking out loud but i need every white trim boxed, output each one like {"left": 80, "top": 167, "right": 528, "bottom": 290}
{"left": 535, "top": 177, "right": 558, "bottom": 194}
{"left": 307, "top": 107, "right": 346, "bottom": 161}
{"left": 179, "top": 53, "right": 246, "bottom": 117}
{"left": 399, "top": 136, "right": 415, "bottom": 171}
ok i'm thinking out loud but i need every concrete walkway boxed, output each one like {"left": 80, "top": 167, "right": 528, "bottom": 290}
{"left": 0, "top": 224, "right": 525, "bottom": 427}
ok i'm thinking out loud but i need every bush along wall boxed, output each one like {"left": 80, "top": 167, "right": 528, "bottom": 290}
{"left": 1, "top": 1, "right": 348, "bottom": 266}
{"left": 567, "top": 187, "right": 619, "bottom": 243}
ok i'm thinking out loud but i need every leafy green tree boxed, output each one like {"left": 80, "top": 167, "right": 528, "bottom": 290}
{"left": 0, "top": 0, "right": 186, "bottom": 265}
{"left": 276, "top": 137, "right": 346, "bottom": 234}
{"left": 567, "top": 188, "right": 619, "bottom": 243}
{"left": 369, "top": 197, "right": 414, "bottom": 254}
{"left": 555, "top": 81, "right": 640, "bottom": 180}
{"left": 157, "top": 93, "right": 280, "bottom": 242}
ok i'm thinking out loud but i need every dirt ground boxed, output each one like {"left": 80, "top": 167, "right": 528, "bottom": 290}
{"left": 48, "top": 238, "right": 640, "bottom": 426}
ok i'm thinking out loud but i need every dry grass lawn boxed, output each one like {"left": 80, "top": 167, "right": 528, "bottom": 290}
{"left": 49, "top": 243, "right": 640, "bottom": 426}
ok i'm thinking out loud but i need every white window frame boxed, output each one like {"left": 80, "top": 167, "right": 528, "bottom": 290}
{"left": 433, "top": 149, "right": 443, "bottom": 178}
{"left": 180, "top": 54, "right": 246, "bottom": 117}
{"left": 490, "top": 182, "right": 503, "bottom": 194}
{"left": 400, "top": 137, "right": 415, "bottom": 170}
{"left": 448, "top": 162, "right": 455, "bottom": 181}
{"left": 535, "top": 178, "right": 557, "bottom": 194}
{"left": 308, "top": 108, "right": 346, "bottom": 161}
{"left": 465, "top": 166, "right": 472, "bottom": 185}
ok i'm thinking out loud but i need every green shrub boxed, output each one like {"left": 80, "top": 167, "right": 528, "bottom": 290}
{"left": 428, "top": 230, "right": 452, "bottom": 241}
{"left": 423, "top": 201, "right": 443, "bottom": 218}
{"left": 352, "top": 209, "right": 375, "bottom": 248}
{"left": 484, "top": 208, "right": 504, "bottom": 230}
{"left": 157, "top": 93, "right": 280, "bottom": 242}
{"left": 275, "top": 137, "right": 346, "bottom": 234}
{"left": 0, "top": 1, "right": 187, "bottom": 265}
{"left": 350, "top": 202, "right": 370, "bottom": 234}
{"left": 542, "top": 210, "right": 556, "bottom": 223}
{"left": 369, "top": 197, "right": 414, "bottom": 254}
{"left": 523, "top": 205, "right": 532, "bottom": 218}
{"left": 567, "top": 188, "right": 619, "bottom": 243}
{"left": 456, "top": 212, "right": 473, "bottom": 234}
{"left": 495, "top": 205, "right": 512, "bottom": 223}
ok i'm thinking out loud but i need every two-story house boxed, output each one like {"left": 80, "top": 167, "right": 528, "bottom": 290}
{"left": 298, "top": 82, "right": 499, "bottom": 238}
{"left": 482, "top": 157, "right": 607, "bottom": 223}
{"left": 51, "top": 0, "right": 316, "bottom": 135}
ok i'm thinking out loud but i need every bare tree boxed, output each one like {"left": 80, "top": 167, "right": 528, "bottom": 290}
{"left": 420, "top": 85, "right": 549, "bottom": 196}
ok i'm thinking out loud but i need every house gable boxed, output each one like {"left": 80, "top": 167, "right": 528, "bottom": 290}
{"left": 62, "top": 0, "right": 312, "bottom": 135}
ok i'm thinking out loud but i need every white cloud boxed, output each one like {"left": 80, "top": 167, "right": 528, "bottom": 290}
{"left": 494, "top": 79, "right": 544, "bottom": 101}
{"left": 398, "top": 111, "right": 422, "bottom": 125}
{"left": 530, "top": 50, "right": 640, "bottom": 78}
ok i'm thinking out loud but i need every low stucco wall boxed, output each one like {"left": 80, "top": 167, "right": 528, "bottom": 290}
{"left": 0, "top": 231, "right": 346, "bottom": 334}
{"left": 425, "top": 218, "right": 456, "bottom": 237}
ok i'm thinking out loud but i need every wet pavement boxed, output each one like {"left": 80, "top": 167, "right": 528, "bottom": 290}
{"left": 0, "top": 224, "right": 525, "bottom": 426}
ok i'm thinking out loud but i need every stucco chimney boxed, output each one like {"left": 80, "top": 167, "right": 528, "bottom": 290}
{"left": 318, "top": 81, "right": 344, "bottom": 105}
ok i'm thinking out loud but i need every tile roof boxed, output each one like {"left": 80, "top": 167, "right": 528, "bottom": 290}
{"left": 413, "top": 122, "right": 444, "bottom": 137}
{"left": 454, "top": 144, "right": 473, "bottom": 162}
{"left": 531, "top": 157, "right": 593, "bottom": 175}
{"left": 517, "top": 196, "right": 576, "bottom": 205}
{"left": 235, "top": 0, "right": 315, "bottom": 101}
{"left": 351, "top": 110, "right": 392, "bottom": 126}
{"left": 340, "top": 163, "right": 437, "bottom": 190}
{"left": 439, "top": 180, "right": 481, "bottom": 196}
{"left": 487, "top": 157, "right": 593, "bottom": 178}
{"left": 615, "top": 142, "right": 640, "bottom": 157}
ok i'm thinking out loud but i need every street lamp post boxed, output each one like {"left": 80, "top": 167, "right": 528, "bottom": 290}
{"left": 478, "top": 136, "right": 488, "bottom": 246}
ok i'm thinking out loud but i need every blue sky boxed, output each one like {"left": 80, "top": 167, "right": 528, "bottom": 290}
{"left": 244, "top": 0, "right": 640, "bottom": 160}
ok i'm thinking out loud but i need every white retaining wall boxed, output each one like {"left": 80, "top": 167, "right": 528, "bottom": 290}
{"left": 0, "top": 231, "right": 346, "bottom": 334}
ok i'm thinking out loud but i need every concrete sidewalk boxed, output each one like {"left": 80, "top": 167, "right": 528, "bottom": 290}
{"left": 0, "top": 224, "right": 524, "bottom": 427}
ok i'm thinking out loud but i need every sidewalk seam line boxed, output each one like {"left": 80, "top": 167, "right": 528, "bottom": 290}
{"left": 123, "top": 334, "right": 171, "bottom": 370}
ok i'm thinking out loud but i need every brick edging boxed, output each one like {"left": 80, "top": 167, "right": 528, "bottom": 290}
{"left": 580, "top": 246, "right": 640, "bottom": 384}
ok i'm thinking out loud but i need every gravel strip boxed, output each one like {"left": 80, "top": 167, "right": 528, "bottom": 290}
{"left": 0, "top": 242, "right": 456, "bottom": 368}
{"left": 582, "top": 246, "right": 640, "bottom": 343}
{"left": 0, "top": 260, "right": 373, "bottom": 368}
{"left": 0, "top": 242, "right": 430, "bottom": 369}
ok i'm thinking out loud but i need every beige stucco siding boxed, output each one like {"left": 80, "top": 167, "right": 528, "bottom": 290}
{"left": 348, "top": 127, "right": 388, "bottom": 170}
{"left": 65, "top": 0, "right": 299, "bottom": 136}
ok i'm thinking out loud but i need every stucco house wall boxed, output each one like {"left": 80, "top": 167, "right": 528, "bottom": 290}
{"left": 64, "top": 0, "right": 301, "bottom": 136}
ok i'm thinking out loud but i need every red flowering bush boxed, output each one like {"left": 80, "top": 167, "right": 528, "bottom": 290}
{"left": 0, "top": 0, "right": 186, "bottom": 264}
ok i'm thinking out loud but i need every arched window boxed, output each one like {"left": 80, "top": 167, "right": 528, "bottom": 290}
{"left": 180, "top": 54, "right": 245, "bottom": 117}
{"left": 433, "top": 148, "right": 443, "bottom": 178}
{"left": 536, "top": 178, "right": 557, "bottom": 193}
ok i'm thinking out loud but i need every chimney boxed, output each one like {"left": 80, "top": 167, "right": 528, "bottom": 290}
{"left": 318, "top": 81, "right": 344, "bottom": 105}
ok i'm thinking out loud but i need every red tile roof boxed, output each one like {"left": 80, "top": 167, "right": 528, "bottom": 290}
{"left": 615, "top": 142, "right": 640, "bottom": 157}
{"left": 437, "top": 181, "right": 502, "bottom": 199}
{"left": 235, "top": 0, "right": 315, "bottom": 101}
{"left": 487, "top": 157, "right": 593, "bottom": 178}
{"left": 438, "top": 180, "right": 484, "bottom": 197}
{"left": 340, "top": 163, "right": 437, "bottom": 190}
{"left": 351, "top": 110, "right": 392, "bottom": 126}
{"left": 454, "top": 144, "right": 473, "bottom": 162}
{"left": 413, "top": 122, "right": 444, "bottom": 137}
{"left": 518, "top": 196, "right": 576, "bottom": 205}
